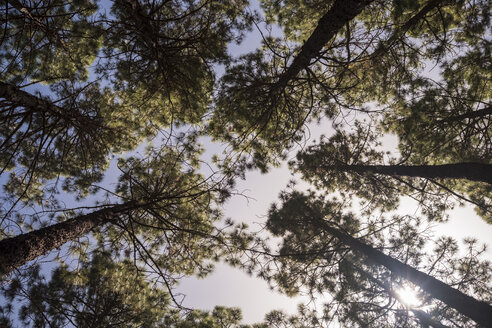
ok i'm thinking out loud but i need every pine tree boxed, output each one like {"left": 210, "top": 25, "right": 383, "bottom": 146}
{"left": 209, "top": 0, "right": 488, "bottom": 170}
{"left": 0, "top": 143, "right": 232, "bottom": 283}
{"left": 293, "top": 123, "right": 492, "bottom": 222}
{"left": 0, "top": 0, "right": 250, "bottom": 207}
{"left": 1, "top": 252, "right": 252, "bottom": 328}
{"left": 261, "top": 190, "right": 492, "bottom": 327}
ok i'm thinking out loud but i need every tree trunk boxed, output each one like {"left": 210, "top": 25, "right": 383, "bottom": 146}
{"left": 314, "top": 219, "right": 492, "bottom": 326}
{"left": 325, "top": 162, "right": 492, "bottom": 185}
{"left": 0, "top": 201, "right": 136, "bottom": 276}
{"left": 0, "top": 81, "right": 97, "bottom": 129}
{"left": 354, "top": 266, "right": 450, "bottom": 328}
{"left": 437, "top": 105, "right": 492, "bottom": 124}
{"left": 370, "top": 0, "right": 447, "bottom": 59}
{"left": 0, "top": 81, "right": 63, "bottom": 115}
{"left": 275, "top": 0, "right": 374, "bottom": 90}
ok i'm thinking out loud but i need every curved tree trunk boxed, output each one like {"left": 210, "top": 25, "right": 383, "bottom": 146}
{"left": 314, "top": 219, "right": 492, "bottom": 326}
{"left": 0, "top": 81, "right": 99, "bottom": 129}
{"left": 274, "top": 0, "right": 449, "bottom": 92}
{"left": 275, "top": 0, "right": 374, "bottom": 90}
{"left": 0, "top": 201, "right": 137, "bottom": 276}
{"left": 324, "top": 162, "right": 492, "bottom": 185}
{"left": 0, "top": 81, "right": 65, "bottom": 115}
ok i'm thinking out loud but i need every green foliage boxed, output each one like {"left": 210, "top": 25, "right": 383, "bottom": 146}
{"left": 0, "top": 82, "right": 144, "bottom": 205}
{"left": 261, "top": 189, "right": 491, "bottom": 327}
{"left": 75, "top": 142, "right": 230, "bottom": 279}
{"left": 292, "top": 124, "right": 400, "bottom": 213}
{"left": 293, "top": 125, "right": 492, "bottom": 222}
{"left": 104, "top": 0, "right": 252, "bottom": 127}
{"left": 1, "top": 0, "right": 491, "bottom": 326}
{"left": 260, "top": 0, "right": 334, "bottom": 42}
{"left": 164, "top": 306, "right": 246, "bottom": 328}
{"left": 383, "top": 51, "right": 491, "bottom": 164}
{"left": 0, "top": 0, "right": 252, "bottom": 210}
{"left": 0, "top": 0, "right": 101, "bottom": 83}
{"left": 1, "top": 252, "right": 170, "bottom": 327}
{"left": 0, "top": 253, "right": 261, "bottom": 328}
{"left": 209, "top": 41, "right": 326, "bottom": 171}
{"left": 212, "top": 0, "right": 490, "bottom": 172}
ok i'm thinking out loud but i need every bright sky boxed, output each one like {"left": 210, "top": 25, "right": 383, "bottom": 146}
{"left": 175, "top": 2, "right": 492, "bottom": 323}
{"left": 2, "top": 1, "right": 491, "bottom": 326}
{"left": 177, "top": 134, "right": 492, "bottom": 325}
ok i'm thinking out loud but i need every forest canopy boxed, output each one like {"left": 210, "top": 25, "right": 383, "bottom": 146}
{"left": 0, "top": 0, "right": 490, "bottom": 327}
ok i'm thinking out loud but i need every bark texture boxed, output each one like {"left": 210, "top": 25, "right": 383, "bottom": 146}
{"left": 0, "top": 202, "right": 136, "bottom": 276}
{"left": 325, "top": 162, "right": 492, "bottom": 185}
{"left": 315, "top": 219, "right": 492, "bottom": 326}
{"left": 0, "top": 81, "right": 65, "bottom": 115}
{"left": 275, "top": 0, "right": 374, "bottom": 90}
{"left": 0, "top": 81, "right": 97, "bottom": 128}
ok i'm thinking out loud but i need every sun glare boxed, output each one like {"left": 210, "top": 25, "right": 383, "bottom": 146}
{"left": 396, "top": 286, "right": 420, "bottom": 308}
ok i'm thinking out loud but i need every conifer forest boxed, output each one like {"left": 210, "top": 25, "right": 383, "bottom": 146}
{"left": 0, "top": 0, "right": 491, "bottom": 327}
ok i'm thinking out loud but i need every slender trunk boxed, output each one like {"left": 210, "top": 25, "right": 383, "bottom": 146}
{"left": 325, "top": 162, "right": 492, "bottom": 185}
{"left": 275, "top": 0, "right": 374, "bottom": 90}
{"left": 0, "top": 81, "right": 63, "bottom": 115}
{"left": 315, "top": 219, "right": 492, "bottom": 326}
{"left": 370, "top": 0, "right": 447, "bottom": 59}
{"left": 0, "top": 201, "right": 136, "bottom": 276}
{"left": 354, "top": 266, "right": 450, "bottom": 328}
{"left": 437, "top": 105, "right": 492, "bottom": 124}
{"left": 0, "top": 81, "right": 96, "bottom": 128}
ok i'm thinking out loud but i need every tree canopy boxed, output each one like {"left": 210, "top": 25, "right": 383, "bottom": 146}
{"left": 0, "top": 0, "right": 490, "bottom": 327}
{"left": 260, "top": 189, "right": 491, "bottom": 327}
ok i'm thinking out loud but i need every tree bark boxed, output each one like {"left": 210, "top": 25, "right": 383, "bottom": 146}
{"left": 437, "top": 105, "right": 492, "bottom": 124}
{"left": 0, "top": 81, "right": 64, "bottom": 115}
{"left": 0, "top": 81, "right": 97, "bottom": 129}
{"left": 314, "top": 219, "right": 492, "bottom": 326}
{"left": 0, "top": 201, "right": 137, "bottom": 276}
{"left": 274, "top": 0, "right": 374, "bottom": 90}
{"left": 324, "top": 162, "right": 492, "bottom": 185}
{"left": 370, "top": 0, "right": 447, "bottom": 59}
